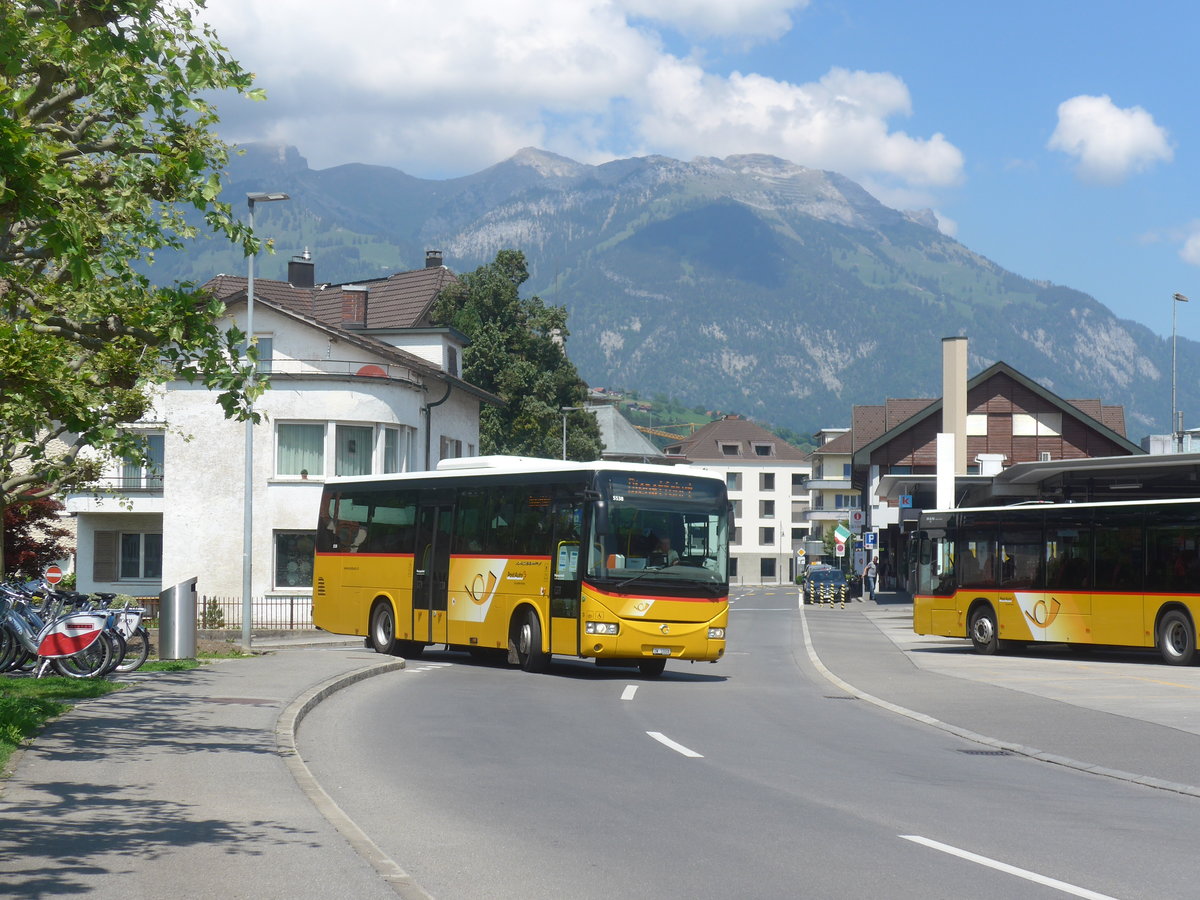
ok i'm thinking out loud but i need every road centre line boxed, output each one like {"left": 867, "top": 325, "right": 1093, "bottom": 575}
{"left": 900, "top": 835, "right": 1119, "bottom": 899}
{"left": 621, "top": 685, "right": 638, "bottom": 701}
{"left": 647, "top": 731, "right": 703, "bottom": 758}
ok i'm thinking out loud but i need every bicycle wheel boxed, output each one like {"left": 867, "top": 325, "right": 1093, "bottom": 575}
{"left": 51, "top": 634, "right": 114, "bottom": 679}
{"left": 113, "top": 626, "right": 150, "bottom": 674}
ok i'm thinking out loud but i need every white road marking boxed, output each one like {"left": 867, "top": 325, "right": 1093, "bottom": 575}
{"left": 900, "top": 835, "right": 1120, "bottom": 899}
{"left": 647, "top": 731, "right": 703, "bottom": 758}
{"left": 621, "top": 685, "right": 638, "bottom": 701}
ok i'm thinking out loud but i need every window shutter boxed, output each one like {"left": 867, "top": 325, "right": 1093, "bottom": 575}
{"left": 93, "top": 531, "right": 117, "bottom": 582}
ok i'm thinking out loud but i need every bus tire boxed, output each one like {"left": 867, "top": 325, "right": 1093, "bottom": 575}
{"left": 968, "top": 603, "right": 1001, "bottom": 655}
{"left": 1158, "top": 609, "right": 1196, "bottom": 666}
{"left": 369, "top": 601, "right": 398, "bottom": 655}
{"left": 514, "top": 609, "right": 549, "bottom": 673}
{"left": 396, "top": 640, "right": 425, "bottom": 659}
{"left": 638, "top": 658, "right": 666, "bottom": 677}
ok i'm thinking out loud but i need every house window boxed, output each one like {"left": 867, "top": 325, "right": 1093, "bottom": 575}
{"left": 753, "top": 443, "right": 774, "bottom": 457}
{"left": 275, "top": 532, "right": 316, "bottom": 589}
{"left": 760, "top": 527, "right": 774, "bottom": 545}
{"left": 729, "top": 557, "right": 739, "bottom": 578}
{"left": 121, "top": 433, "right": 164, "bottom": 490}
{"left": 890, "top": 465, "right": 912, "bottom": 475}
{"left": 760, "top": 472, "right": 775, "bottom": 491}
{"left": 439, "top": 436, "right": 463, "bottom": 460}
{"left": 842, "top": 463, "right": 852, "bottom": 478}
{"left": 760, "top": 558, "right": 776, "bottom": 578}
{"left": 731, "top": 527, "right": 741, "bottom": 545}
{"left": 336, "top": 424, "right": 374, "bottom": 476}
{"left": 731, "top": 499, "right": 742, "bottom": 518}
{"left": 760, "top": 500, "right": 775, "bottom": 518}
{"left": 727, "top": 472, "right": 741, "bottom": 491}
{"left": 966, "top": 414, "right": 988, "bottom": 436}
{"left": 792, "top": 527, "right": 805, "bottom": 539}
{"left": 383, "top": 426, "right": 415, "bottom": 474}
{"left": 277, "top": 423, "right": 325, "bottom": 477}
{"left": 791, "top": 473, "right": 806, "bottom": 492}
{"left": 1013, "top": 412, "right": 1062, "bottom": 436}
{"left": 720, "top": 442, "right": 741, "bottom": 457}
{"left": 119, "top": 533, "right": 162, "bottom": 580}
{"left": 835, "top": 494, "right": 860, "bottom": 509}
{"left": 447, "top": 346, "right": 460, "bottom": 377}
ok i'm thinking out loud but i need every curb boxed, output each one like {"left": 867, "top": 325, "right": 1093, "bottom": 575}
{"left": 798, "top": 601, "right": 1200, "bottom": 799}
{"left": 275, "top": 658, "right": 437, "bottom": 899}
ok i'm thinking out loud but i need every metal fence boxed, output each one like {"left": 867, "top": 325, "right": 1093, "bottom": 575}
{"left": 141, "top": 594, "right": 314, "bottom": 630}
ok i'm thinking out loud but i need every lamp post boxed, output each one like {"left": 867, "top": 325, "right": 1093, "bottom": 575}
{"left": 242, "top": 192, "right": 289, "bottom": 649}
{"left": 1173, "top": 292, "right": 1189, "bottom": 454}
{"left": 560, "top": 406, "right": 584, "bottom": 460}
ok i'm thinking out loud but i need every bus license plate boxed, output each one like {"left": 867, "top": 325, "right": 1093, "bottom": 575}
{"left": 652, "top": 647, "right": 671, "bottom": 656}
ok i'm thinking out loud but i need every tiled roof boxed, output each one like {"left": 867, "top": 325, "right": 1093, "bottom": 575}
{"left": 663, "top": 416, "right": 807, "bottom": 462}
{"left": 201, "top": 264, "right": 457, "bottom": 330}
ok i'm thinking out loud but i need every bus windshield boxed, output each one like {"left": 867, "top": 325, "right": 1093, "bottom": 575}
{"left": 587, "top": 471, "right": 728, "bottom": 589}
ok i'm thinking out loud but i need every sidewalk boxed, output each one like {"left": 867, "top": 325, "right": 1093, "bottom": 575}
{"left": 0, "top": 643, "right": 418, "bottom": 899}
{"left": 801, "top": 588, "right": 1200, "bottom": 796}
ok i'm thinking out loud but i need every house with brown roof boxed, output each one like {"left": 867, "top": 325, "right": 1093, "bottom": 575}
{"left": 65, "top": 250, "right": 500, "bottom": 609}
{"left": 840, "top": 357, "right": 1142, "bottom": 592}
{"left": 663, "top": 416, "right": 810, "bottom": 584}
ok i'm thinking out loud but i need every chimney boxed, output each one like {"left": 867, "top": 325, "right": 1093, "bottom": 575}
{"left": 341, "top": 285, "right": 368, "bottom": 328}
{"left": 425, "top": 250, "right": 444, "bottom": 268}
{"left": 289, "top": 248, "right": 314, "bottom": 289}
{"left": 942, "top": 336, "right": 968, "bottom": 476}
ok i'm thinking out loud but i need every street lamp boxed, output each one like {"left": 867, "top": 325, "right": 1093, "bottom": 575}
{"left": 242, "top": 191, "right": 289, "bottom": 649}
{"left": 1173, "top": 292, "right": 1189, "bottom": 454}
{"left": 560, "top": 406, "right": 584, "bottom": 460}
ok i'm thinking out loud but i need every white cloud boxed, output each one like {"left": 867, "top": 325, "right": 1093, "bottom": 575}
{"left": 1180, "top": 225, "right": 1200, "bottom": 267}
{"left": 1047, "top": 94, "right": 1173, "bottom": 184}
{"left": 202, "top": 0, "right": 962, "bottom": 202}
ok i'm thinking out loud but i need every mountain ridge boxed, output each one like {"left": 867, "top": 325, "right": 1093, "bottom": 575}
{"left": 156, "top": 142, "right": 1190, "bottom": 440}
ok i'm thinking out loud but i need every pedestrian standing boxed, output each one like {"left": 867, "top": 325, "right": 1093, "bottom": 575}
{"left": 864, "top": 556, "right": 878, "bottom": 601}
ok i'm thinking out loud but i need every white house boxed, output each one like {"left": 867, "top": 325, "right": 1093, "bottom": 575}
{"left": 65, "top": 251, "right": 498, "bottom": 607}
{"left": 662, "top": 416, "right": 810, "bottom": 585}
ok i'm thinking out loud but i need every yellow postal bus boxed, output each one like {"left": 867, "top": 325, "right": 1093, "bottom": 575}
{"left": 313, "top": 456, "right": 729, "bottom": 676}
{"left": 913, "top": 497, "right": 1200, "bottom": 665}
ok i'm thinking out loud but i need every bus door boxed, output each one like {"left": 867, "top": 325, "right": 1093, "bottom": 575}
{"left": 550, "top": 499, "right": 584, "bottom": 656}
{"left": 414, "top": 499, "right": 453, "bottom": 646}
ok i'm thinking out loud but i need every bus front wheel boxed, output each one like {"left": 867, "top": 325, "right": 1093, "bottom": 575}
{"left": 1158, "top": 609, "right": 1196, "bottom": 666}
{"left": 968, "top": 604, "right": 1001, "bottom": 655}
{"left": 369, "top": 602, "right": 398, "bottom": 655}
{"left": 638, "top": 658, "right": 666, "bottom": 677}
{"left": 514, "top": 609, "right": 549, "bottom": 673}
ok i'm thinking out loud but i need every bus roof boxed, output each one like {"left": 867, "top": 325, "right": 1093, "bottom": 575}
{"left": 326, "top": 456, "right": 728, "bottom": 487}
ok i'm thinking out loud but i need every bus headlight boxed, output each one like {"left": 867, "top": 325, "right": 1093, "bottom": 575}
{"left": 586, "top": 622, "right": 619, "bottom": 635}
{"left": 708, "top": 627, "right": 725, "bottom": 639}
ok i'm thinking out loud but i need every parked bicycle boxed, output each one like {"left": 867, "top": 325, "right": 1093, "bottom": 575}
{"left": 0, "top": 582, "right": 149, "bottom": 678}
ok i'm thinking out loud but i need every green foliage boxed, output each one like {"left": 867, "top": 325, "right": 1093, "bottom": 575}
{"left": 200, "top": 596, "right": 226, "bottom": 629}
{"left": 0, "top": 1, "right": 264, "bottom": 538}
{"left": 431, "top": 250, "right": 602, "bottom": 460}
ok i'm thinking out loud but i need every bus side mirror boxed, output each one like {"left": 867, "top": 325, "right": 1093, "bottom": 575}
{"left": 592, "top": 500, "right": 608, "bottom": 536}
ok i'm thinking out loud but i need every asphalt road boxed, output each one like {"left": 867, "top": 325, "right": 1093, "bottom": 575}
{"left": 297, "top": 586, "right": 1200, "bottom": 899}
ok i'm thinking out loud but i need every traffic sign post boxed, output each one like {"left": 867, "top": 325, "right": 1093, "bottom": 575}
{"left": 863, "top": 532, "right": 877, "bottom": 550}
{"left": 44, "top": 565, "right": 63, "bottom": 585}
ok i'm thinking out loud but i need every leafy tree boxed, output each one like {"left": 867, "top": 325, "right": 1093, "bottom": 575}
{"left": 0, "top": 1, "right": 264, "bottom": 571}
{"left": 431, "top": 250, "right": 602, "bottom": 460}
{"left": 3, "top": 493, "right": 72, "bottom": 581}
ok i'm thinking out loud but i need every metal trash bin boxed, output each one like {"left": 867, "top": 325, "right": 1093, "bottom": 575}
{"left": 159, "top": 577, "right": 198, "bottom": 660}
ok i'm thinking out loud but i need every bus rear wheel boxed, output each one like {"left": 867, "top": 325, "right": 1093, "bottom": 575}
{"left": 369, "top": 602, "right": 398, "bottom": 655}
{"left": 1158, "top": 609, "right": 1196, "bottom": 666}
{"left": 968, "top": 604, "right": 1001, "bottom": 655}
{"left": 514, "top": 609, "right": 549, "bottom": 673}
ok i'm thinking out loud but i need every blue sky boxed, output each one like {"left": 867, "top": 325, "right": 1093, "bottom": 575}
{"left": 205, "top": 0, "right": 1200, "bottom": 344}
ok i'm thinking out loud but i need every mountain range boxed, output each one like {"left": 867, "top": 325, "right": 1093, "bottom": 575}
{"left": 151, "top": 142, "right": 1194, "bottom": 441}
